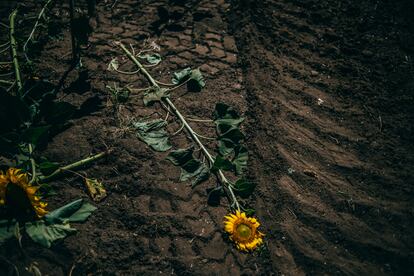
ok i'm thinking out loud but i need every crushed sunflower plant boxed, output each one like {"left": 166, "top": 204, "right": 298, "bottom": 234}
{"left": 111, "top": 41, "right": 266, "bottom": 253}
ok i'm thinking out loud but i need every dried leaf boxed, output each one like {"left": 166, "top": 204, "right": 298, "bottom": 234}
{"left": 85, "top": 178, "right": 107, "bottom": 202}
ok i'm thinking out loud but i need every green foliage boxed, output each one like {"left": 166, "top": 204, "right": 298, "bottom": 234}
{"left": 143, "top": 87, "right": 169, "bottom": 106}
{"left": 214, "top": 103, "right": 245, "bottom": 156}
{"left": 25, "top": 220, "right": 76, "bottom": 248}
{"left": 139, "top": 53, "right": 161, "bottom": 65}
{"left": 233, "top": 145, "right": 248, "bottom": 175}
{"left": 172, "top": 68, "right": 205, "bottom": 92}
{"left": 37, "top": 160, "right": 59, "bottom": 175}
{"left": 166, "top": 147, "right": 210, "bottom": 187}
{"left": 245, "top": 208, "right": 256, "bottom": 216}
{"left": 106, "top": 83, "right": 129, "bottom": 104}
{"left": 211, "top": 155, "right": 234, "bottom": 173}
{"left": 207, "top": 186, "right": 223, "bottom": 207}
{"left": 21, "top": 126, "right": 51, "bottom": 147}
{"left": 44, "top": 198, "right": 97, "bottom": 224}
{"left": 0, "top": 79, "right": 80, "bottom": 155}
{"left": 233, "top": 179, "right": 256, "bottom": 198}
{"left": 0, "top": 199, "right": 96, "bottom": 248}
{"left": 213, "top": 103, "right": 249, "bottom": 175}
{"left": 171, "top": 68, "right": 192, "bottom": 84}
{"left": 132, "top": 119, "right": 172, "bottom": 152}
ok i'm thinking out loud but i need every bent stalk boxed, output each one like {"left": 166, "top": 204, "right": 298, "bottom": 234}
{"left": 39, "top": 150, "right": 111, "bottom": 183}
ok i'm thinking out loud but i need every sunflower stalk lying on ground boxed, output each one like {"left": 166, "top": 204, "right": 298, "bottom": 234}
{"left": 114, "top": 41, "right": 264, "bottom": 251}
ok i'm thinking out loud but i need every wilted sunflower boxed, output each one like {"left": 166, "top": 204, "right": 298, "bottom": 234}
{"left": 224, "top": 210, "right": 264, "bottom": 252}
{"left": 0, "top": 168, "right": 47, "bottom": 220}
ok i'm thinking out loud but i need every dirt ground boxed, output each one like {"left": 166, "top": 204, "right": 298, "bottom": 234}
{"left": 0, "top": 0, "right": 413, "bottom": 275}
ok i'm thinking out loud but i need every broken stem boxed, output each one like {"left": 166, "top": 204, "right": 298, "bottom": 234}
{"left": 38, "top": 150, "right": 110, "bottom": 183}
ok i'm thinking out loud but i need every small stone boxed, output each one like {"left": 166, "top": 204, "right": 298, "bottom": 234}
{"left": 310, "top": 70, "right": 319, "bottom": 76}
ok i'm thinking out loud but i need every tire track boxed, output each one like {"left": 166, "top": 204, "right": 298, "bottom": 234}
{"left": 229, "top": 0, "right": 414, "bottom": 274}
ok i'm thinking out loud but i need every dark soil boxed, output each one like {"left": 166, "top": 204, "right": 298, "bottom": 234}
{"left": 1, "top": 0, "right": 413, "bottom": 275}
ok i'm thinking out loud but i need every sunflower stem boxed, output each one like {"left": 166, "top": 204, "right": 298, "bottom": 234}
{"left": 38, "top": 150, "right": 111, "bottom": 183}
{"left": 23, "top": 0, "right": 55, "bottom": 62}
{"left": 117, "top": 41, "right": 242, "bottom": 211}
{"left": 9, "top": 8, "right": 23, "bottom": 96}
{"left": 28, "top": 144, "right": 37, "bottom": 184}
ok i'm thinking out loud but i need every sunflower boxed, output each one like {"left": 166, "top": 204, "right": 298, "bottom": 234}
{"left": 0, "top": 168, "right": 47, "bottom": 219}
{"left": 224, "top": 210, "right": 264, "bottom": 252}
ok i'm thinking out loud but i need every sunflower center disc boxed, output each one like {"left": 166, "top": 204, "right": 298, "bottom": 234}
{"left": 236, "top": 223, "right": 252, "bottom": 239}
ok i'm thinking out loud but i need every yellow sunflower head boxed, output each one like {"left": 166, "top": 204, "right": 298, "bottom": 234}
{"left": 224, "top": 210, "right": 264, "bottom": 252}
{"left": 0, "top": 168, "right": 47, "bottom": 220}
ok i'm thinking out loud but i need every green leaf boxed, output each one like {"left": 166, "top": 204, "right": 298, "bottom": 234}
{"left": 211, "top": 155, "right": 234, "bottom": 173}
{"left": 107, "top": 58, "right": 119, "bottom": 71}
{"left": 166, "top": 147, "right": 194, "bottom": 166}
{"left": 172, "top": 68, "right": 192, "bottom": 84}
{"left": 38, "top": 161, "right": 59, "bottom": 175}
{"left": 139, "top": 53, "right": 162, "bottom": 65}
{"left": 143, "top": 87, "right": 170, "bottom": 106}
{"left": 214, "top": 103, "right": 245, "bottom": 156}
{"left": 214, "top": 103, "right": 240, "bottom": 120}
{"left": 106, "top": 84, "right": 129, "bottom": 103}
{"left": 245, "top": 208, "right": 256, "bottom": 216}
{"left": 171, "top": 68, "right": 205, "bottom": 92}
{"left": 180, "top": 162, "right": 210, "bottom": 187}
{"left": 218, "top": 138, "right": 236, "bottom": 156}
{"left": 233, "top": 179, "right": 256, "bottom": 198}
{"left": 68, "top": 201, "right": 97, "bottom": 222}
{"left": 233, "top": 146, "right": 248, "bottom": 175}
{"left": 25, "top": 220, "right": 77, "bottom": 248}
{"left": 132, "top": 119, "right": 172, "bottom": 152}
{"left": 0, "top": 220, "right": 16, "bottom": 244}
{"left": 207, "top": 187, "right": 222, "bottom": 207}
{"left": 167, "top": 147, "right": 210, "bottom": 187}
{"left": 44, "top": 199, "right": 96, "bottom": 224}
{"left": 187, "top": 68, "right": 205, "bottom": 92}
{"left": 21, "top": 126, "right": 51, "bottom": 146}
{"left": 191, "top": 165, "right": 210, "bottom": 187}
